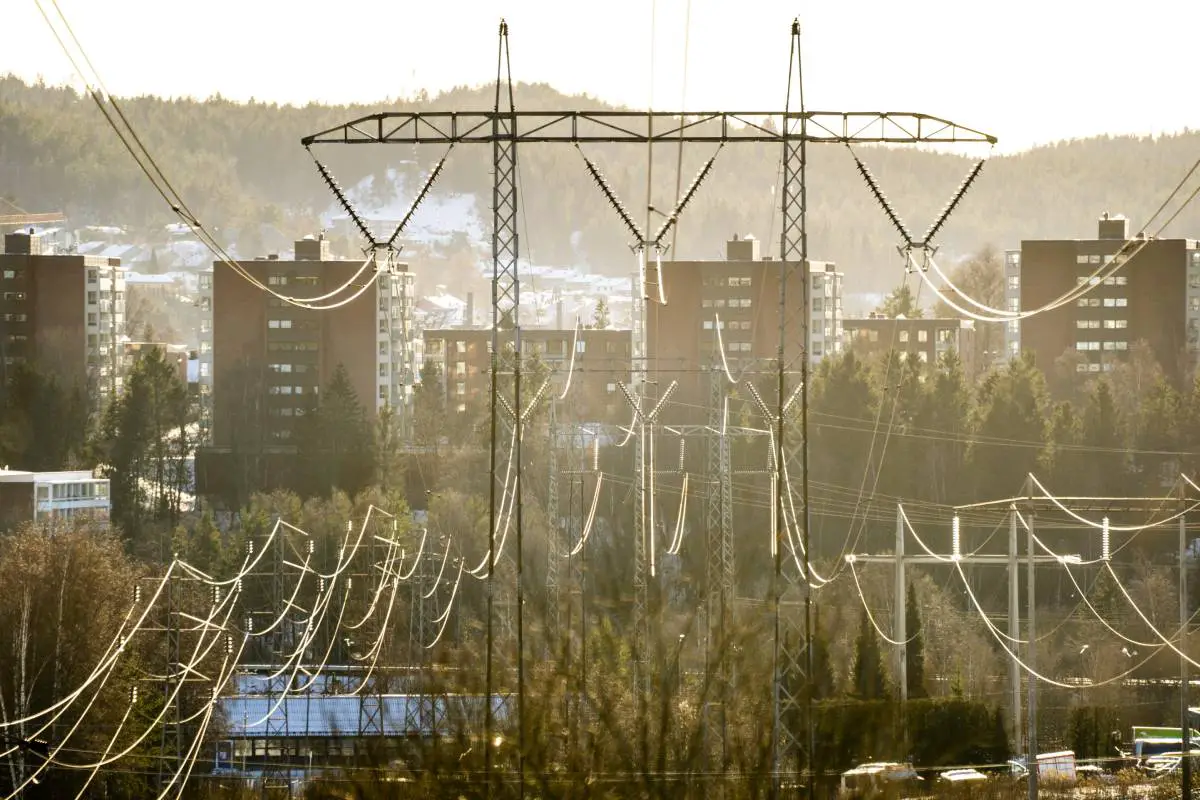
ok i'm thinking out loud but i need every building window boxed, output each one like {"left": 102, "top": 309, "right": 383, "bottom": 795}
{"left": 703, "top": 321, "right": 713, "bottom": 330}
{"left": 456, "top": 341, "right": 467, "bottom": 354}
{"left": 201, "top": 319, "right": 212, "bottom": 333}
{"left": 1077, "top": 297, "right": 1101, "bottom": 308}
{"left": 1103, "top": 319, "right": 1128, "bottom": 329}
{"left": 868, "top": 330, "right": 879, "bottom": 343}
{"left": 917, "top": 329, "right": 928, "bottom": 343}
{"left": 1089, "top": 255, "right": 1101, "bottom": 264}
{"left": 455, "top": 381, "right": 466, "bottom": 396}
{"left": 1103, "top": 298, "right": 1128, "bottom": 308}
{"left": 898, "top": 330, "right": 909, "bottom": 343}
{"left": 87, "top": 312, "right": 97, "bottom": 326}
{"left": 268, "top": 274, "right": 288, "bottom": 286}
{"left": 1076, "top": 319, "right": 1100, "bottom": 329}
{"left": 199, "top": 363, "right": 210, "bottom": 378}
{"left": 455, "top": 361, "right": 466, "bottom": 376}
{"left": 1191, "top": 297, "right": 1200, "bottom": 312}
{"left": 200, "top": 341, "right": 211, "bottom": 354}
{"left": 576, "top": 340, "right": 586, "bottom": 354}
{"left": 1007, "top": 276, "right": 1020, "bottom": 289}
{"left": 268, "top": 319, "right": 292, "bottom": 329}
{"left": 87, "top": 269, "right": 97, "bottom": 283}
{"left": 812, "top": 297, "right": 824, "bottom": 312}
{"left": 1076, "top": 255, "right": 1089, "bottom": 264}
{"left": 702, "top": 298, "right": 712, "bottom": 308}
{"left": 87, "top": 291, "right": 97, "bottom": 304}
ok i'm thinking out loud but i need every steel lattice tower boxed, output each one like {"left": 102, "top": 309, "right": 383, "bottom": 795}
{"left": 704, "top": 367, "right": 734, "bottom": 770}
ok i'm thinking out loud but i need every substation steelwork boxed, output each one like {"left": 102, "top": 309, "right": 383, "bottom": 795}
{"left": 850, "top": 478, "right": 1200, "bottom": 800}
{"left": 304, "top": 18, "right": 996, "bottom": 796}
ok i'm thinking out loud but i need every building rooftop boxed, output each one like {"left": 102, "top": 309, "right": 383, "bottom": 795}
{"left": 0, "top": 469, "right": 100, "bottom": 483}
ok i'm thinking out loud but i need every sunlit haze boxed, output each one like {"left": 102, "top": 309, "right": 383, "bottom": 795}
{"left": 5, "top": 0, "right": 1199, "bottom": 153}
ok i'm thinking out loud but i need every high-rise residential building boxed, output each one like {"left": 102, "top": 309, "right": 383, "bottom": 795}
{"left": 421, "top": 326, "right": 632, "bottom": 424}
{"left": 1008, "top": 213, "right": 1200, "bottom": 384}
{"left": 843, "top": 314, "right": 977, "bottom": 376}
{"left": 645, "top": 234, "right": 843, "bottom": 422}
{"left": 195, "top": 237, "right": 416, "bottom": 497}
{"left": 0, "top": 230, "right": 125, "bottom": 410}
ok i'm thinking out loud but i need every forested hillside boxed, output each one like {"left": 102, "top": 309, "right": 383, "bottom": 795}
{"left": 3, "top": 75, "right": 1199, "bottom": 292}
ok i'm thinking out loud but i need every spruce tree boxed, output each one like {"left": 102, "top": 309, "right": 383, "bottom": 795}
{"left": 852, "top": 608, "right": 887, "bottom": 700}
{"left": 905, "top": 581, "right": 928, "bottom": 698}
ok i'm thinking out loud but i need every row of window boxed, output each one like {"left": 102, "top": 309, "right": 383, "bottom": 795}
{"left": 268, "top": 319, "right": 320, "bottom": 331}
{"left": 268, "top": 341, "right": 319, "bottom": 352}
{"left": 1076, "top": 319, "right": 1128, "bottom": 329}
{"left": 701, "top": 276, "right": 753, "bottom": 288}
{"left": 726, "top": 341, "right": 753, "bottom": 352}
{"left": 87, "top": 313, "right": 123, "bottom": 327}
{"left": 701, "top": 320, "right": 753, "bottom": 331}
{"left": 267, "top": 385, "right": 317, "bottom": 395}
{"left": 268, "top": 363, "right": 311, "bottom": 374}
{"left": 1075, "top": 254, "right": 1123, "bottom": 265}
{"left": 1, "top": 313, "right": 27, "bottom": 323}
{"left": 267, "top": 274, "right": 320, "bottom": 287}
{"left": 1076, "top": 341, "right": 1128, "bottom": 351}
{"left": 1074, "top": 297, "right": 1129, "bottom": 308}
{"left": 701, "top": 298, "right": 754, "bottom": 309}
{"left": 1075, "top": 362, "right": 1116, "bottom": 373}
{"left": 1076, "top": 275, "right": 1128, "bottom": 287}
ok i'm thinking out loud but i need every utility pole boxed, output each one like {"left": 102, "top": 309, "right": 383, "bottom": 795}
{"left": 1009, "top": 506, "right": 1021, "bottom": 753}
{"left": 1026, "top": 501, "right": 1038, "bottom": 800}
{"left": 1181, "top": 481, "right": 1191, "bottom": 799}
{"left": 895, "top": 506, "right": 906, "bottom": 705}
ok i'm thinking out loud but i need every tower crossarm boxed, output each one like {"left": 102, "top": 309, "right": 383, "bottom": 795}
{"left": 304, "top": 111, "right": 996, "bottom": 146}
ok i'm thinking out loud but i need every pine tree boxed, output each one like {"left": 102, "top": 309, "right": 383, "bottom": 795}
{"left": 905, "top": 581, "right": 928, "bottom": 699}
{"left": 852, "top": 608, "right": 887, "bottom": 700}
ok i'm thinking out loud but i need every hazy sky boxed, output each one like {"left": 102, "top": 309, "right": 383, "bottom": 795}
{"left": 5, "top": 0, "right": 1198, "bottom": 153}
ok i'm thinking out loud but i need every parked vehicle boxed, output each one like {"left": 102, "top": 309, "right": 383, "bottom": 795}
{"left": 1008, "top": 750, "right": 1077, "bottom": 783}
{"left": 838, "top": 762, "right": 922, "bottom": 798}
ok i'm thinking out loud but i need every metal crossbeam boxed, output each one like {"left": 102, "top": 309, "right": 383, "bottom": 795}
{"left": 304, "top": 110, "right": 996, "bottom": 146}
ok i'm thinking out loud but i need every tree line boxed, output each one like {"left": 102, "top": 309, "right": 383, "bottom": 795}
{"left": 6, "top": 75, "right": 1200, "bottom": 293}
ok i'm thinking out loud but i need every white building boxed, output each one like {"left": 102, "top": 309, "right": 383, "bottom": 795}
{"left": 0, "top": 470, "right": 110, "bottom": 525}
{"left": 808, "top": 259, "right": 845, "bottom": 364}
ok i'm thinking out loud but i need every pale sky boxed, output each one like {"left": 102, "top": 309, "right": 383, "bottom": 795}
{"left": 5, "top": 0, "right": 1198, "bottom": 153}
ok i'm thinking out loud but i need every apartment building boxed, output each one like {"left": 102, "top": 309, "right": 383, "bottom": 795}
{"left": 0, "top": 230, "right": 125, "bottom": 409}
{"left": 843, "top": 314, "right": 977, "bottom": 375}
{"left": 421, "top": 327, "right": 632, "bottom": 424}
{"left": 1007, "top": 213, "right": 1200, "bottom": 384}
{"left": 645, "top": 234, "right": 843, "bottom": 422}
{"left": 195, "top": 236, "right": 417, "bottom": 496}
